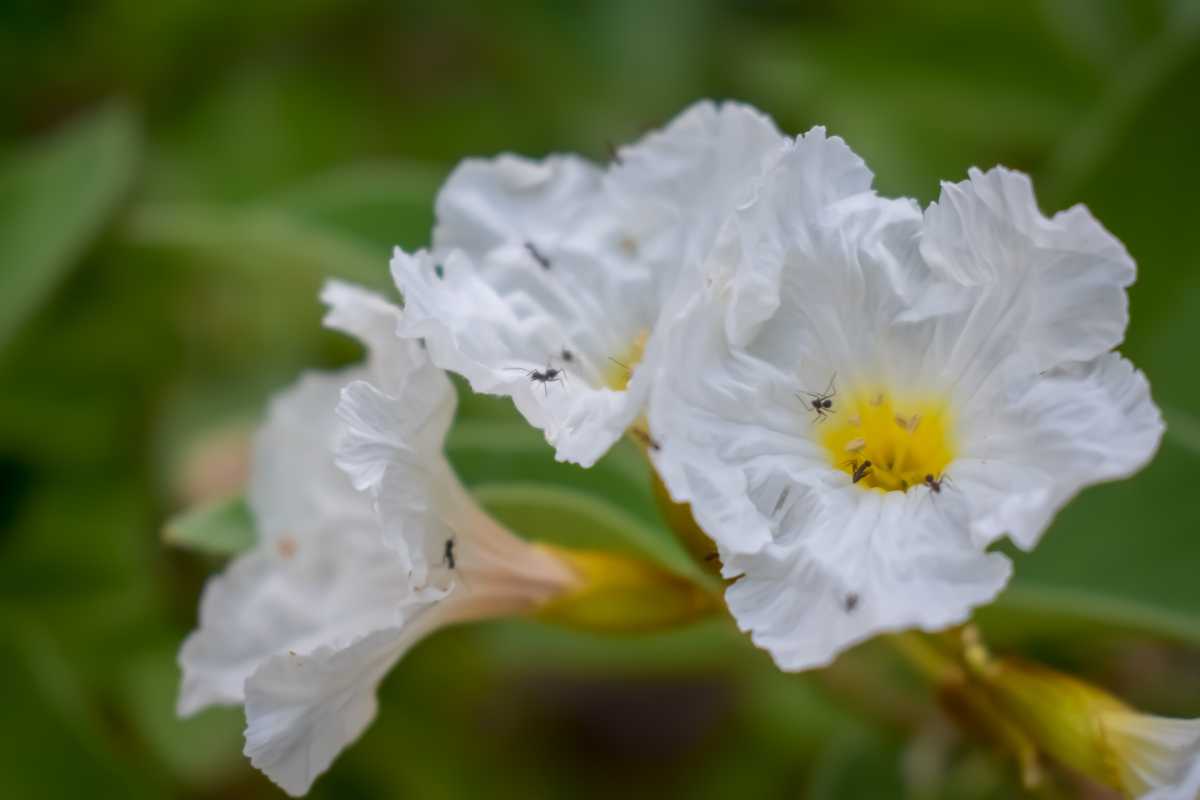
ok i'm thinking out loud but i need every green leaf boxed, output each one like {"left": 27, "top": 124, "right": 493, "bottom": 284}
{"left": 163, "top": 495, "right": 255, "bottom": 557}
{"left": 979, "top": 583, "right": 1200, "bottom": 650}
{"left": 118, "top": 640, "right": 247, "bottom": 787}
{"left": 265, "top": 160, "right": 444, "bottom": 251}
{"left": 0, "top": 103, "right": 140, "bottom": 353}
{"left": 471, "top": 481, "right": 710, "bottom": 585}
{"left": 447, "top": 417, "right": 661, "bottom": 527}
{"left": 1163, "top": 404, "right": 1200, "bottom": 459}
{"left": 0, "top": 623, "right": 163, "bottom": 799}
{"left": 122, "top": 202, "right": 389, "bottom": 290}
{"left": 806, "top": 727, "right": 906, "bottom": 800}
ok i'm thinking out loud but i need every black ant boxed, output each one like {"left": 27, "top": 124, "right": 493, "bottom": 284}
{"left": 924, "top": 473, "right": 952, "bottom": 494}
{"left": 524, "top": 241, "right": 551, "bottom": 270}
{"left": 800, "top": 373, "right": 837, "bottom": 422}
{"left": 505, "top": 361, "right": 567, "bottom": 396}
{"left": 442, "top": 537, "right": 456, "bottom": 570}
{"left": 844, "top": 592, "right": 860, "bottom": 612}
{"left": 844, "top": 459, "right": 872, "bottom": 484}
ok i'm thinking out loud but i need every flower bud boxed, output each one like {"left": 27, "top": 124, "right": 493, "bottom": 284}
{"left": 533, "top": 544, "right": 721, "bottom": 632}
{"left": 978, "top": 657, "right": 1200, "bottom": 798}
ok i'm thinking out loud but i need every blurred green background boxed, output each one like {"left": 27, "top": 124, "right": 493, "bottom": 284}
{"left": 2, "top": 1, "right": 1199, "bottom": 797}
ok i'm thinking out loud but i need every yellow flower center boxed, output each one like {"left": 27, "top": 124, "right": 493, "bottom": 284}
{"left": 604, "top": 330, "right": 649, "bottom": 391}
{"left": 820, "top": 389, "right": 955, "bottom": 491}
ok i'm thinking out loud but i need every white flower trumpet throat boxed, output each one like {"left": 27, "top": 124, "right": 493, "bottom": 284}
{"left": 178, "top": 282, "right": 714, "bottom": 796}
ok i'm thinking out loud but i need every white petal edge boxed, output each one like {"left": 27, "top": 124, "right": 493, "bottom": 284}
{"left": 921, "top": 166, "right": 1136, "bottom": 372}
{"left": 957, "top": 351, "right": 1164, "bottom": 550}
{"left": 247, "top": 369, "right": 376, "bottom": 546}
{"left": 243, "top": 622, "right": 431, "bottom": 796}
{"left": 177, "top": 527, "right": 412, "bottom": 716}
{"left": 720, "top": 483, "right": 1012, "bottom": 671}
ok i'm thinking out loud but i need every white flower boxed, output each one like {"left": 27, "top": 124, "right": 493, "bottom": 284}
{"left": 178, "top": 282, "right": 579, "bottom": 796}
{"left": 392, "top": 100, "right": 787, "bottom": 466}
{"left": 649, "top": 130, "right": 1164, "bottom": 671}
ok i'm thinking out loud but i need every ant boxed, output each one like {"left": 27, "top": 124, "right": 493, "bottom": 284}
{"left": 505, "top": 360, "right": 568, "bottom": 396}
{"left": 800, "top": 373, "right": 837, "bottom": 422}
{"left": 442, "top": 537, "right": 456, "bottom": 570}
{"left": 524, "top": 241, "right": 551, "bottom": 270}
{"left": 918, "top": 472, "right": 955, "bottom": 512}
{"left": 560, "top": 348, "right": 574, "bottom": 363}
{"left": 924, "top": 473, "right": 952, "bottom": 494}
{"left": 844, "top": 459, "right": 872, "bottom": 484}
{"left": 844, "top": 592, "right": 860, "bottom": 612}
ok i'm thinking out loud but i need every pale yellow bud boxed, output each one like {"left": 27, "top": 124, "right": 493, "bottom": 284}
{"left": 531, "top": 544, "right": 721, "bottom": 633}
{"left": 978, "top": 658, "right": 1200, "bottom": 798}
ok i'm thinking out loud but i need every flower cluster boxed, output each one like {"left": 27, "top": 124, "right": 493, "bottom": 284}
{"left": 179, "top": 100, "right": 1193, "bottom": 797}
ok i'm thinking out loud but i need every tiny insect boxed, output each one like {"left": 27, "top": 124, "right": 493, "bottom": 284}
{"left": 844, "top": 592, "right": 860, "bottom": 612}
{"left": 924, "top": 473, "right": 952, "bottom": 494}
{"left": 800, "top": 373, "right": 837, "bottom": 421}
{"left": 443, "top": 537, "right": 456, "bottom": 570}
{"left": 560, "top": 348, "right": 574, "bottom": 363}
{"left": 506, "top": 361, "right": 567, "bottom": 396}
{"left": 631, "top": 427, "right": 661, "bottom": 451}
{"left": 844, "top": 459, "right": 872, "bottom": 484}
{"left": 524, "top": 241, "right": 551, "bottom": 270}
{"left": 771, "top": 487, "right": 790, "bottom": 516}
{"left": 433, "top": 263, "right": 445, "bottom": 280}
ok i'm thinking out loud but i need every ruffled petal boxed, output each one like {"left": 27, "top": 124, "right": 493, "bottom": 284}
{"left": 606, "top": 100, "right": 788, "bottom": 283}
{"left": 956, "top": 351, "right": 1163, "bottom": 549}
{"left": 243, "top": 623, "right": 434, "bottom": 796}
{"left": 405, "top": 152, "right": 656, "bottom": 469}
{"left": 247, "top": 369, "right": 376, "bottom": 546}
{"left": 722, "top": 485, "right": 1011, "bottom": 671}
{"left": 336, "top": 379, "right": 476, "bottom": 577}
{"left": 176, "top": 527, "right": 413, "bottom": 717}
{"left": 921, "top": 166, "right": 1136, "bottom": 374}
{"left": 392, "top": 245, "right": 647, "bottom": 467}
{"left": 434, "top": 153, "right": 610, "bottom": 262}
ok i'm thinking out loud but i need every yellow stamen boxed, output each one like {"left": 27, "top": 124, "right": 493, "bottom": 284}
{"left": 821, "top": 389, "right": 955, "bottom": 491}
